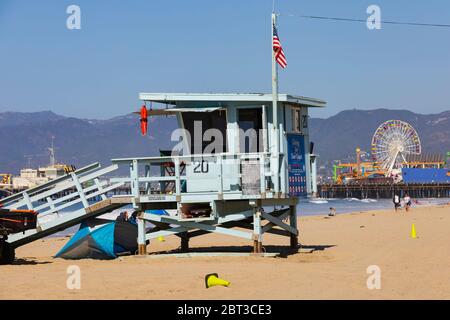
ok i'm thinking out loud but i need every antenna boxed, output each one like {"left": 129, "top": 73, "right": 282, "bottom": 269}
{"left": 272, "top": 0, "right": 276, "bottom": 13}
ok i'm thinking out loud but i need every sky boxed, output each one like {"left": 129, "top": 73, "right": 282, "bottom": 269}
{"left": 1, "top": 0, "right": 450, "bottom": 119}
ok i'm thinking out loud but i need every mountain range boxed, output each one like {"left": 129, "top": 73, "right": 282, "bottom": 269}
{"left": 0, "top": 111, "right": 177, "bottom": 173}
{"left": 0, "top": 109, "right": 449, "bottom": 174}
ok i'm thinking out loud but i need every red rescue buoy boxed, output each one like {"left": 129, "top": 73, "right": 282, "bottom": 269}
{"left": 140, "top": 105, "right": 148, "bottom": 136}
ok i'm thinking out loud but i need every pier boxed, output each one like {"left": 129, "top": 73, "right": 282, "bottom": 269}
{"left": 318, "top": 183, "right": 450, "bottom": 199}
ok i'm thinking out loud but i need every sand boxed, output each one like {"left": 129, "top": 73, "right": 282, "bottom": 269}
{"left": 1, "top": 204, "right": 449, "bottom": 300}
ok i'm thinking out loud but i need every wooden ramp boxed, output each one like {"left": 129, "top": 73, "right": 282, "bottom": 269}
{"left": 1, "top": 163, "right": 130, "bottom": 248}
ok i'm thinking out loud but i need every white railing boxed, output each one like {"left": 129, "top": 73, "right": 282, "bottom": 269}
{"left": 1, "top": 163, "right": 123, "bottom": 218}
{"left": 110, "top": 152, "right": 285, "bottom": 198}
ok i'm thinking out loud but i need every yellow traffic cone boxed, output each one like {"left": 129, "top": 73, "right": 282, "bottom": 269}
{"left": 205, "top": 273, "right": 230, "bottom": 288}
{"left": 411, "top": 224, "right": 417, "bottom": 239}
{"left": 157, "top": 236, "right": 165, "bottom": 242}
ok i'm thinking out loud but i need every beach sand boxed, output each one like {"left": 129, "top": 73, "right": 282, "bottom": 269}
{"left": 1, "top": 204, "right": 449, "bottom": 300}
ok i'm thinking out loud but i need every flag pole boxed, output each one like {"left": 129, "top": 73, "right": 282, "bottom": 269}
{"left": 271, "top": 12, "right": 280, "bottom": 195}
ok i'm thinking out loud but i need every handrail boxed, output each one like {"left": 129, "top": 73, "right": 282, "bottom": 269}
{"left": 3, "top": 164, "right": 122, "bottom": 217}
{"left": 111, "top": 152, "right": 285, "bottom": 197}
{"left": 0, "top": 162, "right": 101, "bottom": 205}
{"left": 112, "top": 152, "right": 275, "bottom": 163}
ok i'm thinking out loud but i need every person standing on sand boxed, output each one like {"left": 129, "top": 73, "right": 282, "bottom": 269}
{"left": 393, "top": 194, "right": 401, "bottom": 211}
{"left": 404, "top": 193, "right": 412, "bottom": 212}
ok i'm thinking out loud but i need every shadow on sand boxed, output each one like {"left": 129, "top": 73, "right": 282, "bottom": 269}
{"left": 150, "top": 244, "right": 336, "bottom": 258}
{"left": 11, "top": 258, "right": 52, "bottom": 265}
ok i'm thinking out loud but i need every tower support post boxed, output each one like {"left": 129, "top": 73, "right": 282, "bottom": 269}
{"left": 180, "top": 231, "right": 189, "bottom": 252}
{"left": 137, "top": 211, "right": 147, "bottom": 255}
{"left": 253, "top": 208, "right": 263, "bottom": 253}
{"left": 289, "top": 205, "right": 298, "bottom": 249}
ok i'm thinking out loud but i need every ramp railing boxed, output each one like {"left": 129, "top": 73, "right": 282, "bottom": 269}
{"left": 2, "top": 162, "right": 125, "bottom": 247}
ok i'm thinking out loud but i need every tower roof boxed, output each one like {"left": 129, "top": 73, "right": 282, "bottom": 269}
{"left": 139, "top": 92, "right": 326, "bottom": 108}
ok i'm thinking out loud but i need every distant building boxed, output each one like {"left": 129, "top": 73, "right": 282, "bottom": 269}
{"left": 12, "top": 164, "right": 74, "bottom": 190}
{"left": 11, "top": 138, "right": 76, "bottom": 190}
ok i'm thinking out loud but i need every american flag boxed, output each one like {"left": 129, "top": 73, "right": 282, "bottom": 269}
{"left": 273, "top": 24, "right": 287, "bottom": 68}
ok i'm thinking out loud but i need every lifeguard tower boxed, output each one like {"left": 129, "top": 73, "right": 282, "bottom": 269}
{"left": 1, "top": 13, "right": 326, "bottom": 261}
{"left": 111, "top": 92, "right": 326, "bottom": 254}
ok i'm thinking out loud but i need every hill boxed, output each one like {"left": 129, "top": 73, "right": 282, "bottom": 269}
{"left": 0, "top": 111, "right": 177, "bottom": 173}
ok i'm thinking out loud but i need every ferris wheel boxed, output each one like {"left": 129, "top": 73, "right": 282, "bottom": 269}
{"left": 371, "top": 120, "right": 421, "bottom": 174}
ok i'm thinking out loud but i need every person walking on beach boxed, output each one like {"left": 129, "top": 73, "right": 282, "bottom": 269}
{"left": 393, "top": 193, "right": 401, "bottom": 211}
{"left": 404, "top": 193, "right": 412, "bottom": 212}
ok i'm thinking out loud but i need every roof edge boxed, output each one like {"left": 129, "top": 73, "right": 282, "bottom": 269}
{"left": 139, "top": 93, "right": 326, "bottom": 108}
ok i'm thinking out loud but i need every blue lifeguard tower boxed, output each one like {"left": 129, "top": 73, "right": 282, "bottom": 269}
{"left": 111, "top": 92, "right": 326, "bottom": 254}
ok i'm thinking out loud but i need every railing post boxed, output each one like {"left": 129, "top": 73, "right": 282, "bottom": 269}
{"left": 71, "top": 173, "right": 89, "bottom": 208}
{"left": 46, "top": 197, "right": 57, "bottom": 216}
{"left": 280, "top": 153, "right": 286, "bottom": 196}
{"left": 174, "top": 157, "right": 181, "bottom": 197}
{"left": 131, "top": 160, "right": 139, "bottom": 198}
{"left": 144, "top": 164, "right": 151, "bottom": 194}
{"left": 23, "top": 192, "right": 33, "bottom": 210}
{"left": 217, "top": 155, "right": 223, "bottom": 198}
{"left": 94, "top": 178, "right": 107, "bottom": 201}
{"left": 259, "top": 154, "right": 265, "bottom": 196}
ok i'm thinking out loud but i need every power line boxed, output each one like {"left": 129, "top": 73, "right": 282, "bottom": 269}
{"left": 281, "top": 13, "right": 450, "bottom": 29}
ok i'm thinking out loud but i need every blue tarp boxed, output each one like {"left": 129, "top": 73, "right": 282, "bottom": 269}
{"left": 56, "top": 210, "right": 169, "bottom": 260}
{"left": 55, "top": 221, "right": 138, "bottom": 260}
